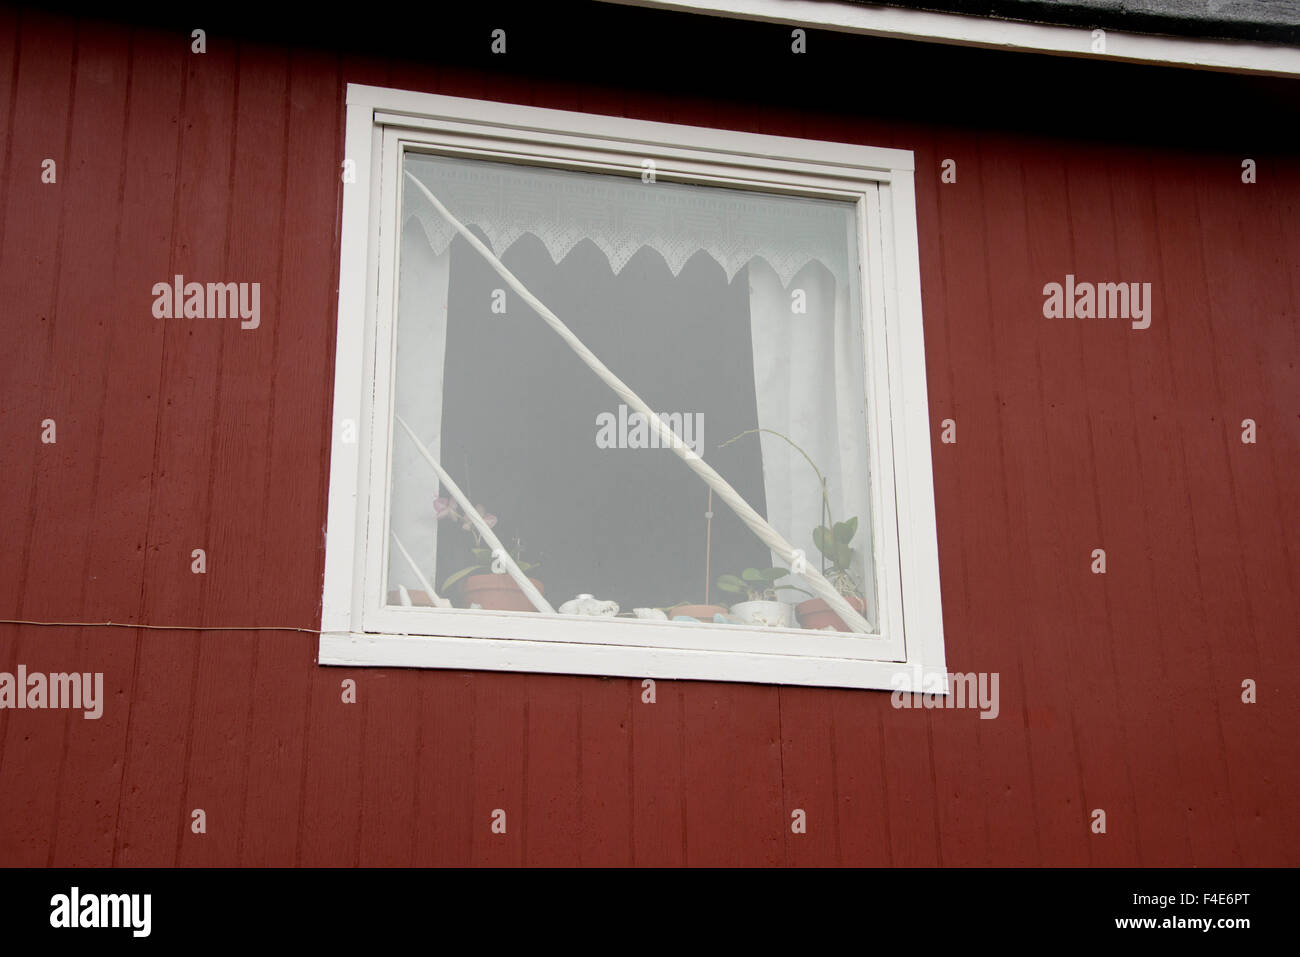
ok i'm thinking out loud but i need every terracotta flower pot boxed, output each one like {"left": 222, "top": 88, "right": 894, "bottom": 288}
{"left": 796, "top": 594, "right": 867, "bottom": 632}
{"left": 460, "top": 574, "right": 545, "bottom": 611}
{"left": 668, "top": 603, "right": 729, "bottom": 621}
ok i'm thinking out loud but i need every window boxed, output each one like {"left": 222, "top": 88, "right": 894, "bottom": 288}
{"left": 321, "top": 85, "right": 945, "bottom": 691}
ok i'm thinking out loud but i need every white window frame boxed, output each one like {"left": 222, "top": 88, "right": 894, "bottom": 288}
{"left": 319, "top": 83, "right": 946, "bottom": 692}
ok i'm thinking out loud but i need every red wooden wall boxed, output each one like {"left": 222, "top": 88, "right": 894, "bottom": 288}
{"left": 0, "top": 3, "right": 1297, "bottom": 866}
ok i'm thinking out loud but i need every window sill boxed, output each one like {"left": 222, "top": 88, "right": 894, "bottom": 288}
{"left": 318, "top": 629, "right": 945, "bottom": 692}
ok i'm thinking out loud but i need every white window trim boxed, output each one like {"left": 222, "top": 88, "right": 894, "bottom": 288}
{"left": 320, "top": 83, "right": 946, "bottom": 692}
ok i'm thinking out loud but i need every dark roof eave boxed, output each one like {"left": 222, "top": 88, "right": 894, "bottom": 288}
{"left": 838, "top": 0, "right": 1300, "bottom": 45}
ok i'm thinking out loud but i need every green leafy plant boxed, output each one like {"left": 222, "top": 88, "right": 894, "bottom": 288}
{"left": 812, "top": 516, "right": 861, "bottom": 600}
{"left": 716, "top": 566, "right": 812, "bottom": 603}
{"left": 719, "top": 427, "right": 863, "bottom": 600}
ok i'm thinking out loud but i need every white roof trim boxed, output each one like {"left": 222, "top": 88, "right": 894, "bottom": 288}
{"left": 596, "top": 0, "right": 1300, "bottom": 77}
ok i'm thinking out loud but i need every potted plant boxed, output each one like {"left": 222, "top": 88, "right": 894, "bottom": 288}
{"left": 719, "top": 427, "right": 868, "bottom": 632}
{"left": 795, "top": 517, "right": 867, "bottom": 631}
{"left": 435, "top": 497, "right": 545, "bottom": 611}
{"left": 716, "top": 566, "right": 810, "bottom": 627}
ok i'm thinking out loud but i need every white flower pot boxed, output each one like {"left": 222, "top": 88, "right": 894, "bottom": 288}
{"left": 728, "top": 600, "right": 794, "bottom": 628}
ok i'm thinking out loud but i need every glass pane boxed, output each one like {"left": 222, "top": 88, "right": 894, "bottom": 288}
{"left": 385, "top": 151, "right": 876, "bottom": 634}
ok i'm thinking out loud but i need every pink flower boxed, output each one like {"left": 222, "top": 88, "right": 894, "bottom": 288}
{"left": 433, "top": 497, "right": 456, "bottom": 520}
{"left": 462, "top": 504, "right": 497, "bottom": 531}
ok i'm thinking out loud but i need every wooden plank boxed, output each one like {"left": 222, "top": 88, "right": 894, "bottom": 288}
{"left": 629, "top": 675, "right": 687, "bottom": 866}
{"left": 778, "top": 685, "right": 841, "bottom": 865}
{"left": 0, "top": 9, "right": 80, "bottom": 868}
{"left": 1193, "top": 152, "right": 1299, "bottom": 865}
{"left": 413, "top": 671, "right": 476, "bottom": 865}
{"left": 1100, "top": 143, "right": 1197, "bottom": 864}
{"left": 681, "top": 681, "right": 784, "bottom": 866}
{"left": 72, "top": 22, "right": 187, "bottom": 867}
{"left": 176, "top": 39, "right": 290, "bottom": 867}
{"left": 37, "top": 15, "right": 135, "bottom": 867}
{"left": 1253, "top": 153, "right": 1300, "bottom": 865}
{"left": 113, "top": 24, "right": 238, "bottom": 866}
{"left": 829, "top": 693, "right": 894, "bottom": 864}
{"left": 1147, "top": 154, "right": 1250, "bottom": 864}
{"left": 234, "top": 633, "right": 315, "bottom": 867}
{"left": 576, "top": 676, "right": 634, "bottom": 866}
{"left": 1058, "top": 139, "right": 1149, "bottom": 866}
{"left": 520, "top": 673, "right": 582, "bottom": 866}
{"left": 0, "top": 7, "right": 76, "bottom": 618}
{"left": 468, "top": 672, "right": 528, "bottom": 866}
{"left": 239, "top": 45, "right": 343, "bottom": 866}
{"left": 297, "top": 665, "right": 365, "bottom": 865}
{"left": 357, "top": 669, "right": 421, "bottom": 866}
{"left": 957, "top": 129, "right": 1049, "bottom": 865}
{"left": 1014, "top": 134, "right": 1102, "bottom": 866}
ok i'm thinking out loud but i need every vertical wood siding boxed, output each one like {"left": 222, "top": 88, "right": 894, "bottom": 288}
{"left": 0, "top": 6, "right": 1296, "bottom": 866}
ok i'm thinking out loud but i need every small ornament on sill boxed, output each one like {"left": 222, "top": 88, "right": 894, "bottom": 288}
{"left": 559, "top": 594, "right": 620, "bottom": 616}
{"left": 633, "top": 607, "right": 668, "bottom": 620}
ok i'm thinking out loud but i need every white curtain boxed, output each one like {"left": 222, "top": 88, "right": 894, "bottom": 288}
{"left": 386, "top": 228, "right": 451, "bottom": 600}
{"left": 747, "top": 258, "right": 873, "bottom": 607}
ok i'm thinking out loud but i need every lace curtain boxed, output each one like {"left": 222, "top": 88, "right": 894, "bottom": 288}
{"left": 403, "top": 153, "right": 852, "bottom": 289}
